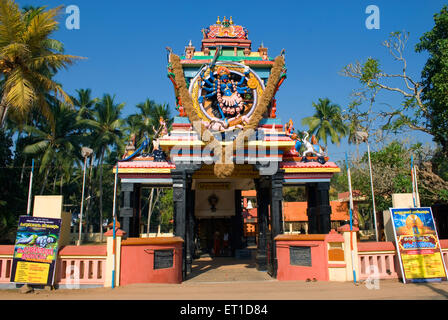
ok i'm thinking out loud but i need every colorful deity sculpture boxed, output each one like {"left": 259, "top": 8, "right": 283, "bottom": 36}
{"left": 293, "top": 131, "right": 327, "bottom": 164}
{"left": 121, "top": 117, "right": 169, "bottom": 162}
{"left": 198, "top": 65, "right": 251, "bottom": 120}
{"left": 168, "top": 17, "right": 287, "bottom": 133}
{"left": 159, "top": 116, "right": 168, "bottom": 136}
{"left": 284, "top": 119, "right": 294, "bottom": 136}
{"left": 151, "top": 117, "right": 168, "bottom": 151}
{"left": 124, "top": 133, "right": 136, "bottom": 158}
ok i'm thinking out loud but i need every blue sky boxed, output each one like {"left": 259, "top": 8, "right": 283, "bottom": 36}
{"left": 17, "top": 0, "right": 447, "bottom": 162}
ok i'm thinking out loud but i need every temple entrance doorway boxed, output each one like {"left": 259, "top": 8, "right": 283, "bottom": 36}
{"left": 192, "top": 178, "right": 252, "bottom": 259}
{"left": 186, "top": 177, "right": 271, "bottom": 282}
{"left": 196, "top": 218, "right": 233, "bottom": 257}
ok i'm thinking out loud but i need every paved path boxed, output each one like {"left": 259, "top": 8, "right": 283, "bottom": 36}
{"left": 1, "top": 279, "right": 448, "bottom": 300}
{"left": 1, "top": 256, "right": 448, "bottom": 300}
{"left": 186, "top": 257, "right": 272, "bottom": 283}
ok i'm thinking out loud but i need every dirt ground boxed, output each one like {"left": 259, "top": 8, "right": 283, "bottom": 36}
{"left": 1, "top": 279, "right": 448, "bottom": 300}
{"left": 1, "top": 257, "right": 447, "bottom": 301}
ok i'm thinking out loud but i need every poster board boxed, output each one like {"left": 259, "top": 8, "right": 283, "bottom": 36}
{"left": 10, "top": 216, "right": 61, "bottom": 286}
{"left": 390, "top": 207, "right": 448, "bottom": 283}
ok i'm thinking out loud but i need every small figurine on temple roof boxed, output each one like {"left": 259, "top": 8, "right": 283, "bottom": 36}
{"left": 152, "top": 117, "right": 168, "bottom": 139}
{"left": 159, "top": 116, "right": 168, "bottom": 136}
{"left": 152, "top": 138, "right": 160, "bottom": 151}
{"left": 291, "top": 132, "right": 302, "bottom": 154}
{"left": 301, "top": 131, "right": 327, "bottom": 162}
{"left": 130, "top": 133, "right": 136, "bottom": 147}
{"left": 124, "top": 133, "right": 136, "bottom": 158}
{"left": 150, "top": 117, "right": 168, "bottom": 153}
{"left": 284, "top": 119, "right": 294, "bottom": 136}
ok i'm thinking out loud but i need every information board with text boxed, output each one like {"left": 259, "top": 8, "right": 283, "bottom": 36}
{"left": 10, "top": 216, "right": 61, "bottom": 286}
{"left": 390, "top": 207, "right": 447, "bottom": 283}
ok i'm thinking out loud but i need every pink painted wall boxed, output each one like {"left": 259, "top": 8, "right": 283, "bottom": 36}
{"left": 59, "top": 245, "right": 106, "bottom": 256}
{"left": 276, "top": 239, "right": 329, "bottom": 281}
{"left": 358, "top": 241, "right": 396, "bottom": 252}
{"left": 0, "top": 245, "right": 107, "bottom": 285}
{"left": 0, "top": 246, "right": 14, "bottom": 255}
{"left": 120, "top": 242, "right": 182, "bottom": 285}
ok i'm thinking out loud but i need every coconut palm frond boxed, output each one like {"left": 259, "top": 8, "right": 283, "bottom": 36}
{"left": 0, "top": 2, "right": 83, "bottom": 127}
{"left": 4, "top": 68, "right": 35, "bottom": 112}
{"left": 23, "top": 139, "right": 49, "bottom": 154}
{"left": 303, "top": 98, "right": 348, "bottom": 147}
{"left": 21, "top": 6, "right": 62, "bottom": 50}
{"left": 0, "top": 0, "right": 25, "bottom": 47}
{"left": 23, "top": 124, "right": 46, "bottom": 137}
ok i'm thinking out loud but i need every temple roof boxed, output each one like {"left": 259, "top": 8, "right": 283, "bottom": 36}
{"left": 195, "top": 17, "right": 258, "bottom": 55}
{"left": 116, "top": 18, "right": 341, "bottom": 183}
{"left": 203, "top": 17, "right": 248, "bottom": 40}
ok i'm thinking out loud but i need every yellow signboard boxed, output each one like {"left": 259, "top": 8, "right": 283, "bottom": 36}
{"left": 390, "top": 207, "right": 448, "bottom": 283}
{"left": 14, "top": 261, "right": 50, "bottom": 285}
{"left": 11, "top": 216, "right": 61, "bottom": 285}
{"left": 401, "top": 252, "right": 447, "bottom": 279}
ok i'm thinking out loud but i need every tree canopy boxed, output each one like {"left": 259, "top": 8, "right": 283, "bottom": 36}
{"left": 0, "top": 1, "right": 82, "bottom": 127}
{"left": 415, "top": 5, "right": 448, "bottom": 155}
{"left": 301, "top": 98, "right": 348, "bottom": 146}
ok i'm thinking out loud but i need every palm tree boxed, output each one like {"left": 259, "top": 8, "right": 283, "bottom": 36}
{"left": 23, "top": 100, "right": 81, "bottom": 194}
{"left": 126, "top": 99, "right": 172, "bottom": 234}
{"left": 126, "top": 99, "right": 172, "bottom": 147}
{"left": 0, "top": 1, "right": 82, "bottom": 127}
{"left": 80, "top": 94, "right": 124, "bottom": 239}
{"left": 71, "top": 88, "right": 98, "bottom": 233}
{"left": 301, "top": 98, "right": 348, "bottom": 146}
{"left": 72, "top": 88, "right": 98, "bottom": 120}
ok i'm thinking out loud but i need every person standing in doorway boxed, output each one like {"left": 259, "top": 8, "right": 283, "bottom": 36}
{"left": 223, "top": 232, "right": 229, "bottom": 256}
{"left": 213, "top": 231, "right": 221, "bottom": 257}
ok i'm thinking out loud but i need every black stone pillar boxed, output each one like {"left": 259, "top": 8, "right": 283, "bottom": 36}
{"left": 172, "top": 170, "right": 187, "bottom": 280}
{"left": 172, "top": 163, "right": 199, "bottom": 281}
{"left": 231, "top": 190, "right": 244, "bottom": 255}
{"left": 119, "top": 183, "right": 134, "bottom": 236}
{"left": 255, "top": 177, "right": 270, "bottom": 271}
{"left": 306, "top": 183, "right": 318, "bottom": 234}
{"left": 269, "top": 171, "right": 284, "bottom": 277}
{"left": 306, "top": 182, "right": 332, "bottom": 234}
{"left": 316, "top": 182, "right": 331, "bottom": 234}
{"left": 186, "top": 187, "right": 195, "bottom": 275}
{"left": 131, "top": 184, "right": 141, "bottom": 238}
{"left": 270, "top": 172, "right": 284, "bottom": 238}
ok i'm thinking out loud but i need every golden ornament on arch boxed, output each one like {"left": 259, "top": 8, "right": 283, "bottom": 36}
{"left": 247, "top": 77, "right": 258, "bottom": 89}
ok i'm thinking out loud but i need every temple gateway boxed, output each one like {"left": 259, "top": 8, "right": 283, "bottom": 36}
{"left": 115, "top": 17, "right": 340, "bottom": 281}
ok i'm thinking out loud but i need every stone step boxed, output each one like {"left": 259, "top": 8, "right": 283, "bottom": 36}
{"left": 235, "top": 249, "right": 252, "bottom": 259}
